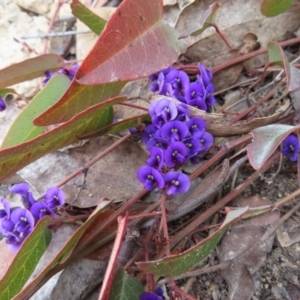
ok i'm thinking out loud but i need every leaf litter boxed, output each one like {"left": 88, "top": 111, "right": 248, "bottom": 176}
{"left": 2, "top": 0, "right": 300, "bottom": 299}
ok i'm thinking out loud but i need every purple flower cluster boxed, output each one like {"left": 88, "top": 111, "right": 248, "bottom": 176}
{"left": 149, "top": 64, "right": 216, "bottom": 112}
{"left": 137, "top": 98, "right": 213, "bottom": 196}
{"left": 0, "top": 183, "right": 64, "bottom": 252}
{"left": 43, "top": 64, "right": 79, "bottom": 85}
{"left": 140, "top": 287, "right": 164, "bottom": 300}
{"left": 0, "top": 97, "right": 6, "bottom": 112}
{"left": 282, "top": 134, "right": 299, "bottom": 162}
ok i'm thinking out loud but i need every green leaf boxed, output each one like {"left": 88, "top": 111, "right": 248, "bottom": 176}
{"left": 261, "top": 0, "right": 293, "bottom": 17}
{"left": 0, "top": 54, "right": 64, "bottom": 89}
{"left": 0, "top": 96, "right": 126, "bottom": 182}
{"left": 137, "top": 207, "right": 248, "bottom": 277}
{"left": 71, "top": 0, "right": 106, "bottom": 35}
{"left": 0, "top": 217, "right": 51, "bottom": 300}
{"left": 179, "top": 2, "right": 220, "bottom": 39}
{"left": 247, "top": 124, "right": 295, "bottom": 170}
{"left": 0, "top": 88, "right": 15, "bottom": 97}
{"left": 79, "top": 114, "right": 150, "bottom": 139}
{"left": 34, "top": 81, "right": 126, "bottom": 126}
{"left": 13, "top": 203, "right": 111, "bottom": 300}
{"left": 1, "top": 75, "right": 70, "bottom": 149}
{"left": 108, "top": 269, "right": 144, "bottom": 300}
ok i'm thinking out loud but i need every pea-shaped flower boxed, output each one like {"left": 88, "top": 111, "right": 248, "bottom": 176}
{"left": 154, "top": 99, "right": 178, "bottom": 123}
{"left": 31, "top": 201, "right": 55, "bottom": 219}
{"left": 9, "top": 183, "right": 36, "bottom": 209}
{"left": 282, "top": 134, "right": 299, "bottom": 161}
{"left": 137, "top": 166, "right": 164, "bottom": 191}
{"left": 44, "top": 187, "right": 65, "bottom": 209}
{"left": 187, "top": 117, "right": 206, "bottom": 135}
{"left": 164, "top": 142, "right": 187, "bottom": 167}
{"left": 147, "top": 147, "right": 164, "bottom": 170}
{"left": 164, "top": 171, "right": 190, "bottom": 196}
{"left": 140, "top": 292, "right": 162, "bottom": 300}
{"left": 160, "top": 120, "right": 189, "bottom": 142}
{"left": 11, "top": 208, "right": 34, "bottom": 234}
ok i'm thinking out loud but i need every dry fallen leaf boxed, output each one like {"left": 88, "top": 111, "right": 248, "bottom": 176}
{"left": 219, "top": 196, "right": 280, "bottom": 300}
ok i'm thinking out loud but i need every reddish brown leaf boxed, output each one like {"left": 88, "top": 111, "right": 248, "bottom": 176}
{"left": 77, "top": 0, "right": 186, "bottom": 85}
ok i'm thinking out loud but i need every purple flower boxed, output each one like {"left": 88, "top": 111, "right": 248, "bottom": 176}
{"left": 140, "top": 292, "right": 162, "bottom": 300}
{"left": 187, "top": 117, "right": 206, "bottom": 135}
{"left": 154, "top": 99, "right": 178, "bottom": 123}
{"left": 164, "top": 142, "right": 187, "bottom": 167}
{"left": 147, "top": 136, "right": 170, "bottom": 151}
{"left": 9, "top": 183, "right": 36, "bottom": 209}
{"left": 165, "top": 69, "right": 190, "bottom": 98}
{"left": 142, "top": 125, "right": 157, "bottom": 143}
{"left": 185, "top": 82, "right": 205, "bottom": 103}
{"left": 160, "top": 120, "right": 189, "bottom": 142}
{"left": 194, "top": 131, "right": 214, "bottom": 153}
{"left": 164, "top": 171, "right": 190, "bottom": 196}
{"left": 198, "top": 64, "right": 212, "bottom": 87}
{"left": 137, "top": 166, "right": 165, "bottom": 191}
{"left": 282, "top": 134, "right": 299, "bottom": 161}
{"left": 159, "top": 82, "right": 174, "bottom": 97}
{"left": 0, "top": 97, "right": 6, "bottom": 111}
{"left": 147, "top": 147, "right": 164, "bottom": 170}
{"left": 188, "top": 98, "right": 207, "bottom": 111}
{"left": 183, "top": 137, "right": 201, "bottom": 158}
{"left": 0, "top": 198, "right": 15, "bottom": 234}
{"left": 204, "top": 83, "right": 216, "bottom": 107}
{"left": 44, "top": 187, "right": 65, "bottom": 209}
{"left": 31, "top": 201, "right": 55, "bottom": 219}
{"left": 43, "top": 70, "right": 53, "bottom": 84}
{"left": 0, "top": 198, "right": 11, "bottom": 219}
{"left": 11, "top": 208, "right": 34, "bottom": 234}
{"left": 176, "top": 103, "right": 190, "bottom": 121}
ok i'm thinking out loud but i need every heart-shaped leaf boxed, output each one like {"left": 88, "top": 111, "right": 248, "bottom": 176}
{"left": 267, "top": 42, "right": 300, "bottom": 92}
{"left": 179, "top": 2, "right": 221, "bottom": 39}
{"left": 71, "top": 0, "right": 106, "bottom": 35}
{"left": 1, "top": 75, "right": 70, "bottom": 149}
{"left": 0, "top": 54, "right": 64, "bottom": 89}
{"left": 108, "top": 268, "right": 144, "bottom": 300}
{"left": 13, "top": 202, "right": 111, "bottom": 300}
{"left": 0, "top": 216, "right": 51, "bottom": 300}
{"left": 34, "top": 0, "right": 186, "bottom": 126}
{"left": 247, "top": 124, "right": 296, "bottom": 170}
{"left": 137, "top": 207, "right": 248, "bottom": 276}
{"left": 0, "top": 96, "right": 126, "bottom": 182}
{"left": 261, "top": 0, "right": 293, "bottom": 17}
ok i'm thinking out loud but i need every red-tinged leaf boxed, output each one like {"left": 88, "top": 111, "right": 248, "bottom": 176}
{"left": 0, "top": 54, "right": 64, "bottom": 89}
{"left": 34, "top": 0, "right": 185, "bottom": 126}
{"left": 1, "top": 75, "right": 70, "bottom": 149}
{"left": 0, "top": 216, "right": 51, "bottom": 300}
{"left": 13, "top": 202, "right": 111, "bottom": 300}
{"left": 261, "top": 0, "right": 293, "bottom": 17}
{"left": 108, "top": 268, "right": 144, "bottom": 300}
{"left": 267, "top": 42, "right": 300, "bottom": 92}
{"left": 99, "top": 214, "right": 128, "bottom": 300}
{"left": 0, "top": 96, "right": 127, "bottom": 182}
{"left": 136, "top": 207, "right": 248, "bottom": 277}
{"left": 247, "top": 124, "right": 296, "bottom": 170}
{"left": 0, "top": 88, "right": 15, "bottom": 97}
{"left": 79, "top": 113, "right": 150, "bottom": 139}
{"left": 77, "top": 0, "right": 186, "bottom": 85}
{"left": 71, "top": 0, "right": 106, "bottom": 35}
{"left": 34, "top": 81, "right": 126, "bottom": 126}
{"left": 179, "top": 2, "right": 221, "bottom": 39}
